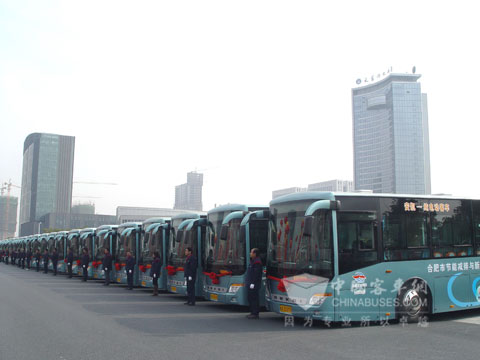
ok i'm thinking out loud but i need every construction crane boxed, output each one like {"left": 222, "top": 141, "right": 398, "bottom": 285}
{"left": 72, "top": 181, "right": 117, "bottom": 204}
{"left": 1, "top": 180, "right": 21, "bottom": 240}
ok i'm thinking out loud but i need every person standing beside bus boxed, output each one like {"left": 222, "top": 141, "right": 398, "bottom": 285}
{"left": 125, "top": 251, "right": 135, "bottom": 290}
{"left": 66, "top": 248, "right": 73, "bottom": 278}
{"left": 51, "top": 248, "right": 59, "bottom": 276}
{"left": 246, "top": 248, "right": 262, "bottom": 319}
{"left": 34, "top": 249, "right": 41, "bottom": 272}
{"left": 43, "top": 249, "right": 49, "bottom": 274}
{"left": 10, "top": 249, "right": 17, "bottom": 266}
{"left": 26, "top": 248, "right": 32, "bottom": 270}
{"left": 81, "top": 248, "right": 89, "bottom": 282}
{"left": 184, "top": 247, "right": 197, "bottom": 306}
{"left": 150, "top": 251, "right": 161, "bottom": 296}
{"left": 20, "top": 248, "right": 26, "bottom": 269}
{"left": 102, "top": 248, "right": 113, "bottom": 286}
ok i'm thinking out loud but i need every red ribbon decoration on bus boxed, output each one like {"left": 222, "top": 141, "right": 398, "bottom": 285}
{"left": 202, "top": 271, "right": 232, "bottom": 284}
{"left": 76, "top": 260, "right": 81, "bottom": 266}
{"left": 166, "top": 265, "right": 177, "bottom": 276}
{"left": 267, "top": 275, "right": 287, "bottom": 292}
{"left": 139, "top": 265, "right": 147, "bottom": 273}
{"left": 115, "top": 263, "right": 121, "bottom": 271}
{"left": 166, "top": 266, "right": 184, "bottom": 276}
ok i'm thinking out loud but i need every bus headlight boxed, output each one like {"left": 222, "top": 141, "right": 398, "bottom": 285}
{"left": 309, "top": 293, "right": 332, "bottom": 305}
{"left": 228, "top": 284, "right": 244, "bottom": 293}
{"left": 265, "top": 283, "right": 271, "bottom": 299}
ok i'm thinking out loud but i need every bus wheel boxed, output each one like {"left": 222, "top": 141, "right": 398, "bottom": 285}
{"left": 397, "top": 282, "right": 428, "bottom": 323}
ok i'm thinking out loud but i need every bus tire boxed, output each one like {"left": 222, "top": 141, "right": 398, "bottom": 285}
{"left": 396, "top": 280, "right": 429, "bottom": 323}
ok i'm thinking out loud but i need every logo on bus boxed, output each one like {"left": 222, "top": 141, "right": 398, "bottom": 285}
{"left": 353, "top": 272, "right": 366, "bottom": 284}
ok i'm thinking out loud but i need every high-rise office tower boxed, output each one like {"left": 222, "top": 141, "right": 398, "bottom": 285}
{"left": 19, "top": 133, "right": 75, "bottom": 235}
{"left": 0, "top": 195, "right": 18, "bottom": 240}
{"left": 174, "top": 171, "right": 203, "bottom": 211}
{"left": 352, "top": 72, "right": 431, "bottom": 194}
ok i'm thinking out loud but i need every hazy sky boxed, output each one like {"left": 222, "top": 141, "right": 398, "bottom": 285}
{"left": 1, "top": 1, "right": 479, "bottom": 218}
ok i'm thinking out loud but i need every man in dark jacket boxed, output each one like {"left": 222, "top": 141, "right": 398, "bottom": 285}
{"left": 245, "top": 248, "right": 263, "bottom": 319}
{"left": 184, "top": 247, "right": 197, "bottom": 306}
{"left": 150, "top": 251, "right": 161, "bottom": 296}
{"left": 66, "top": 248, "right": 74, "bottom": 278}
{"left": 12, "top": 249, "right": 17, "bottom": 266}
{"left": 43, "top": 249, "right": 49, "bottom": 274}
{"left": 26, "top": 248, "right": 32, "bottom": 270}
{"left": 102, "top": 248, "right": 113, "bottom": 286}
{"left": 20, "top": 248, "right": 26, "bottom": 269}
{"left": 51, "top": 248, "right": 59, "bottom": 276}
{"left": 81, "top": 248, "right": 90, "bottom": 282}
{"left": 125, "top": 251, "right": 135, "bottom": 290}
{"left": 34, "top": 249, "right": 41, "bottom": 272}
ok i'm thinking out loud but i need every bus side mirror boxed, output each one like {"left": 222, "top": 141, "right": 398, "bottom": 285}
{"left": 303, "top": 216, "right": 312, "bottom": 237}
{"left": 220, "top": 225, "right": 228, "bottom": 241}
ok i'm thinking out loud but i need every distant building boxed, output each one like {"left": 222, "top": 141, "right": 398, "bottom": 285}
{"left": 272, "top": 180, "right": 354, "bottom": 199}
{"left": 117, "top": 206, "right": 205, "bottom": 224}
{"left": 174, "top": 171, "right": 203, "bottom": 211}
{"left": 19, "top": 133, "right": 75, "bottom": 236}
{"left": 352, "top": 73, "right": 431, "bottom": 194}
{"left": 272, "top": 187, "right": 307, "bottom": 200}
{"left": 39, "top": 212, "right": 117, "bottom": 231}
{"left": 308, "top": 180, "right": 354, "bottom": 192}
{"left": 0, "top": 195, "right": 18, "bottom": 240}
{"left": 71, "top": 203, "right": 95, "bottom": 215}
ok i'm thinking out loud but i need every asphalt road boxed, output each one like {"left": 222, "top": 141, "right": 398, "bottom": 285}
{"left": 1, "top": 263, "right": 480, "bottom": 360}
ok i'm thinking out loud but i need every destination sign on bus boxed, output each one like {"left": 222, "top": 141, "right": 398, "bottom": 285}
{"left": 404, "top": 202, "right": 451, "bottom": 213}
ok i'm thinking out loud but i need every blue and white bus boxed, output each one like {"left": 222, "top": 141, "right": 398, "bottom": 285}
{"left": 67, "top": 229, "right": 81, "bottom": 275}
{"left": 266, "top": 192, "right": 480, "bottom": 323}
{"left": 55, "top": 231, "right": 68, "bottom": 274}
{"left": 92, "top": 225, "right": 117, "bottom": 281}
{"left": 167, "top": 214, "right": 206, "bottom": 296}
{"left": 202, "top": 204, "right": 266, "bottom": 304}
{"left": 201, "top": 208, "right": 269, "bottom": 306}
{"left": 139, "top": 218, "right": 170, "bottom": 288}
{"left": 79, "top": 228, "right": 96, "bottom": 278}
{"left": 115, "top": 222, "right": 142, "bottom": 286}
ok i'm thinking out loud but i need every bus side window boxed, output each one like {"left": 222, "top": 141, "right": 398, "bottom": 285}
{"left": 338, "top": 212, "right": 377, "bottom": 275}
{"left": 406, "top": 213, "right": 430, "bottom": 260}
{"left": 432, "top": 201, "right": 473, "bottom": 258}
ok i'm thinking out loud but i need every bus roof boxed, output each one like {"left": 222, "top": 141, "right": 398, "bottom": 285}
{"left": 142, "top": 217, "right": 169, "bottom": 226}
{"left": 270, "top": 191, "right": 478, "bottom": 206}
{"left": 171, "top": 213, "right": 200, "bottom": 221}
{"left": 207, "top": 204, "right": 266, "bottom": 215}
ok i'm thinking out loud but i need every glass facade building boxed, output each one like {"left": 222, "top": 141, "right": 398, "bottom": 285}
{"left": 19, "top": 133, "right": 75, "bottom": 236}
{"left": 174, "top": 171, "right": 203, "bottom": 211}
{"left": 352, "top": 74, "right": 431, "bottom": 194}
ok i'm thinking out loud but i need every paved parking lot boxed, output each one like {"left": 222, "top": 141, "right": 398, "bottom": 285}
{"left": 2, "top": 264, "right": 480, "bottom": 360}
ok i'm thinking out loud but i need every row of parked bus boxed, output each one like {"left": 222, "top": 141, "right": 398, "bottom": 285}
{"left": 4, "top": 191, "right": 480, "bottom": 323}
{"left": 1, "top": 203, "right": 269, "bottom": 308}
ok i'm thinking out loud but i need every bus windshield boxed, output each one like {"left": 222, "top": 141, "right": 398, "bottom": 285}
{"left": 96, "top": 233, "right": 108, "bottom": 260}
{"left": 118, "top": 231, "right": 136, "bottom": 260}
{"left": 142, "top": 228, "right": 164, "bottom": 265}
{"left": 56, "top": 237, "right": 64, "bottom": 258}
{"left": 267, "top": 203, "right": 334, "bottom": 279}
{"left": 205, "top": 217, "right": 245, "bottom": 275}
{"left": 70, "top": 236, "right": 80, "bottom": 259}
{"left": 169, "top": 225, "right": 196, "bottom": 267}
{"left": 80, "top": 234, "right": 94, "bottom": 255}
